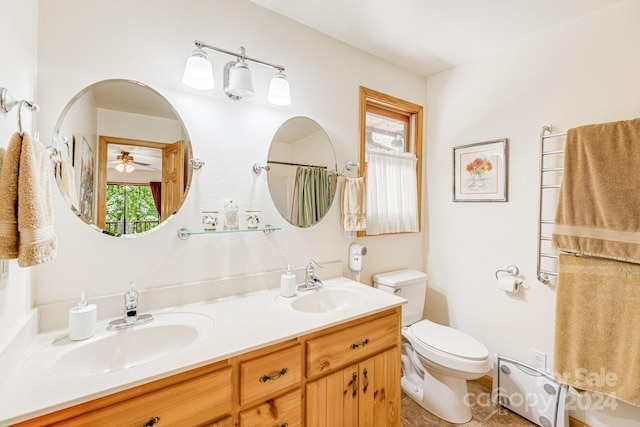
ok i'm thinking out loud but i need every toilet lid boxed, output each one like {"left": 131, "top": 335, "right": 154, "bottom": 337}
{"left": 410, "top": 320, "right": 488, "bottom": 360}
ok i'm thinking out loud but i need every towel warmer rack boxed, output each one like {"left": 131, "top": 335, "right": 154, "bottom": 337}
{"left": 537, "top": 125, "right": 566, "bottom": 284}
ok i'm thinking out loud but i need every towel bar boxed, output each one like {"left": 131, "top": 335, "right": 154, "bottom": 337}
{"left": 0, "top": 87, "right": 39, "bottom": 134}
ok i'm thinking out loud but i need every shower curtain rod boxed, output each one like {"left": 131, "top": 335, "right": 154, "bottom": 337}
{"left": 267, "top": 160, "right": 327, "bottom": 169}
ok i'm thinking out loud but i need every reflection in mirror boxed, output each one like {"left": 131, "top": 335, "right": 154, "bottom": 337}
{"left": 53, "top": 79, "right": 192, "bottom": 237}
{"left": 266, "top": 117, "right": 337, "bottom": 228}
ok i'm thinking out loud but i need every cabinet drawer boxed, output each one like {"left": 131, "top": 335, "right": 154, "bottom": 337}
{"left": 239, "top": 389, "right": 301, "bottom": 427}
{"left": 61, "top": 367, "right": 232, "bottom": 427}
{"left": 307, "top": 313, "right": 399, "bottom": 378}
{"left": 240, "top": 344, "right": 302, "bottom": 407}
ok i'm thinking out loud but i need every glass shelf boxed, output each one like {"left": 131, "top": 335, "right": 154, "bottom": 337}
{"left": 177, "top": 226, "right": 281, "bottom": 240}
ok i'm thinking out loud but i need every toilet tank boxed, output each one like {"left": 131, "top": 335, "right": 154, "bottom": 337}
{"left": 373, "top": 269, "right": 427, "bottom": 326}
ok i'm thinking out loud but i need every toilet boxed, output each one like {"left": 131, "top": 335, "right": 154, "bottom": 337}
{"left": 373, "top": 269, "right": 490, "bottom": 424}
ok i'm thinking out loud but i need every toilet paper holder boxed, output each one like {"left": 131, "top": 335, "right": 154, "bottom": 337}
{"left": 495, "top": 265, "right": 519, "bottom": 279}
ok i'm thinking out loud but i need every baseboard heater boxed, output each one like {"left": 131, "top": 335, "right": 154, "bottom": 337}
{"left": 492, "top": 354, "right": 568, "bottom": 427}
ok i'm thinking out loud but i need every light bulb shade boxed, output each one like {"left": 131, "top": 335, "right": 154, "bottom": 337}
{"left": 227, "top": 62, "right": 255, "bottom": 98}
{"left": 116, "top": 163, "right": 135, "bottom": 173}
{"left": 268, "top": 72, "right": 291, "bottom": 105}
{"left": 182, "top": 48, "right": 215, "bottom": 90}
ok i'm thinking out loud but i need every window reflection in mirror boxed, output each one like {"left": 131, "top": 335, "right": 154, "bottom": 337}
{"left": 359, "top": 86, "right": 423, "bottom": 235}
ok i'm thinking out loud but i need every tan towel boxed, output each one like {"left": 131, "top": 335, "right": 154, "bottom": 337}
{"left": 17, "top": 132, "right": 56, "bottom": 267}
{"left": 55, "top": 159, "right": 79, "bottom": 209}
{"left": 552, "top": 118, "right": 640, "bottom": 263}
{"left": 341, "top": 176, "right": 366, "bottom": 231}
{"left": 554, "top": 253, "right": 640, "bottom": 407}
{"left": 0, "top": 133, "right": 22, "bottom": 259}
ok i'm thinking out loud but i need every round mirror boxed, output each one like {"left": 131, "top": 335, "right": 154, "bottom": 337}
{"left": 53, "top": 79, "right": 192, "bottom": 237}
{"left": 266, "top": 117, "right": 337, "bottom": 228}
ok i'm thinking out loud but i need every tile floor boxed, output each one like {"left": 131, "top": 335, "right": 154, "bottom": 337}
{"left": 401, "top": 381, "right": 537, "bottom": 427}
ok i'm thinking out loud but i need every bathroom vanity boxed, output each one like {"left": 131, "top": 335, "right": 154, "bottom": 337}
{"left": 1, "top": 277, "right": 404, "bottom": 427}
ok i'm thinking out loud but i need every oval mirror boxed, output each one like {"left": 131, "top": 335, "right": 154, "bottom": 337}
{"left": 266, "top": 117, "right": 337, "bottom": 228}
{"left": 53, "top": 79, "right": 192, "bottom": 237}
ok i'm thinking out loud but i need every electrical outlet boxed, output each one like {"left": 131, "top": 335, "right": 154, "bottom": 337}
{"left": 532, "top": 349, "right": 546, "bottom": 370}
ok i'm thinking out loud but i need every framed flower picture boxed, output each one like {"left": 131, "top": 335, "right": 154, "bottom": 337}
{"left": 453, "top": 138, "right": 508, "bottom": 202}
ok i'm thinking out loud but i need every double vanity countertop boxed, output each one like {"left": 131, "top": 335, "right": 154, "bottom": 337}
{"left": 0, "top": 277, "right": 406, "bottom": 425}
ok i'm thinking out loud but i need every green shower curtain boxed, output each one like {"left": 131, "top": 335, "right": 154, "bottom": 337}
{"left": 291, "top": 167, "right": 329, "bottom": 227}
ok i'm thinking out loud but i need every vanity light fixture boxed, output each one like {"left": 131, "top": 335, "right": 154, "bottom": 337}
{"left": 182, "top": 40, "right": 291, "bottom": 105}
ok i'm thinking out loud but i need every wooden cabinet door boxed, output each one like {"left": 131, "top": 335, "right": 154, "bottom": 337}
{"left": 306, "top": 348, "right": 400, "bottom": 427}
{"left": 358, "top": 348, "right": 401, "bottom": 427}
{"left": 306, "top": 364, "right": 358, "bottom": 427}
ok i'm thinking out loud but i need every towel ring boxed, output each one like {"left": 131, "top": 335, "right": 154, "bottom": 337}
{"left": 495, "top": 265, "right": 519, "bottom": 279}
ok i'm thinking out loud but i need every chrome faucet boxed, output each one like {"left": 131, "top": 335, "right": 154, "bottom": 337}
{"left": 107, "top": 282, "right": 153, "bottom": 330}
{"left": 297, "top": 259, "right": 324, "bottom": 291}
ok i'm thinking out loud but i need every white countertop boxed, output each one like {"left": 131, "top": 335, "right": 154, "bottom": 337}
{"left": 0, "top": 277, "right": 405, "bottom": 425}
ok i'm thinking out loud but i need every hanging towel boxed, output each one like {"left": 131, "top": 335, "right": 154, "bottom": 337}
{"left": 552, "top": 118, "right": 640, "bottom": 263}
{"left": 0, "top": 133, "right": 22, "bottom": 259}
{"left": 341, "top": 176, "right": 366, "bottom": 232}
{"left": 55, "top": 159, "right": 79, "bottom": 209}
{"left": 554, "top": 253, "right": 640, "bottom": 407}
{"left": 17, "top": 132, "right": 56, "bottom": 267}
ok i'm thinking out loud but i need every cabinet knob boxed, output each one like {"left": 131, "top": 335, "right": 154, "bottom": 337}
{"left": 143, "top": 417, "right": 160, "bottom": 427}
{"left": 350, "top": 339, "right": 370, "bottom": 350}
{"left": 259, "top": 367, "right": 289, "bottom": 383}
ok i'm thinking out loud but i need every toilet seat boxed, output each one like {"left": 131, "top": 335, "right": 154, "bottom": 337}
{"left": 404, "top": 320, "right": 489, "bottom": 374}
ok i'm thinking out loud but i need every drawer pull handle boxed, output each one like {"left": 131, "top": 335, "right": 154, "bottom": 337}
{"left": 363, "top": 368, "right": 369, "bottom": 393}
{"left": 352, "top": 372, "right": 358, "bottom": 398}
{"left": 350, "top": 339, "right": 370, "bottom": 350}
{"left": 281, "top": 424, "right": 289, "bottom": 427}
{"left": 143, "top": 417, "right": 160, "bottom": 427}
{"left": 259, "top": 367, "right": 289, "bottom": 383}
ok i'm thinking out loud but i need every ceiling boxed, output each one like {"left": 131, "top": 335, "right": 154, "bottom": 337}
{"left": 250, "top": 0, "right": 623, "bottom": 77}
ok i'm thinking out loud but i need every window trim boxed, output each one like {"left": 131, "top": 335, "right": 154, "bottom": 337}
{"left": 358, "top": 86, "right": 424, "bottom": 235}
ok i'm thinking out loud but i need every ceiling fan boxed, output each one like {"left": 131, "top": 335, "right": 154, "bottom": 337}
{"left": 110, "top": 151, "right": 151, "bottom": 173}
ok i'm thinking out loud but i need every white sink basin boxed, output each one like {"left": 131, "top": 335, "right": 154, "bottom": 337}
{"left": 290, "top": 285, "right": 374, "bottom": 313}
{"left": 23, "top": 312, "right": 214, "bottom": 377}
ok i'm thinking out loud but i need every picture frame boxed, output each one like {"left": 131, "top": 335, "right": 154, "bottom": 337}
{"left": 453, "top": 138, "right": 508, "bottom": 202}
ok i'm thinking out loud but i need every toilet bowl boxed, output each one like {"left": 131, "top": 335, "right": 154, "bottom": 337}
{"left": 373, "top": 269, "right": 490, "bottom": 424}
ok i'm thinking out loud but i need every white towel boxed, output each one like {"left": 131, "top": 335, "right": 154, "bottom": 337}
{"left": 0, "top": 133, "right": 21, "bottom": 259}
{"left": 17, "top": 132, "right": 56, "bottom": 267}
{"left": 342, "top": 176, "right": 366, "bottom": 232}
{"left": 55, "top": 160, "right": 79, "bottom": 209}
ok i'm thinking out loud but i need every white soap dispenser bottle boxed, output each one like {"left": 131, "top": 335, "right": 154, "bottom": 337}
{"left": 68, "top": 291, "right": 97, "bottom": 341}
{"left": 280, "top": 264, "right": 296, "bottom": 297}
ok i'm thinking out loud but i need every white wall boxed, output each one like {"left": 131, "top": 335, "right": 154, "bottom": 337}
{"left": 426, "top": 1, "right": 640, "bottom": 425}
{"left": 0, "top": 0, "right": 39, "bottom": 351}
{"left": 33, "top": 0, "right": 427, "bottom": 307}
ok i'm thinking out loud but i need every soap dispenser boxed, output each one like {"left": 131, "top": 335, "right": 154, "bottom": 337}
{"left": 68, "top": 291, "right": 97, "bottom": 341}
{"left": 124, "top": 282, "right": 138, "bottom": 324}
{"left": 280, "top": 264, "right": 296, "bottom": 297}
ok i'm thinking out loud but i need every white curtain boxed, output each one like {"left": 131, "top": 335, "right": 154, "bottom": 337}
{"left": 365, "top": 149, "right": 418, "bottom": 235}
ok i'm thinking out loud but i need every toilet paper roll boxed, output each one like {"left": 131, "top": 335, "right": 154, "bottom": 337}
{"left": 497, "top": 276, "right": 520, "bottom": 292}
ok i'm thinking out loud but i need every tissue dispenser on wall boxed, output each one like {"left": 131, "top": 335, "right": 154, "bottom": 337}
{"left": 498, "top": 276, "right": 521, "bottom": 293}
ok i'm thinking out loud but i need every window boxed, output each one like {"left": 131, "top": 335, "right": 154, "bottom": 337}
{"left": 359, "top": 86, "right": 423, "bottom": 235}
{"left": 105, "top": 183, "right": 160, "bottom": 235}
